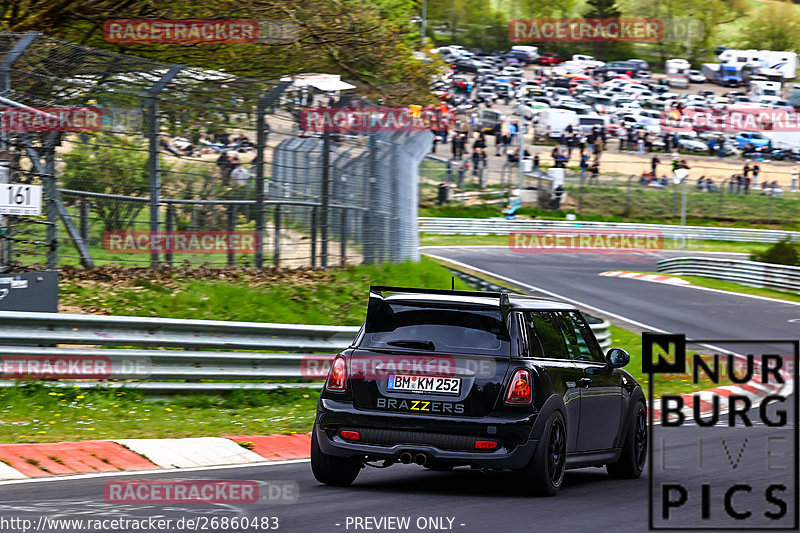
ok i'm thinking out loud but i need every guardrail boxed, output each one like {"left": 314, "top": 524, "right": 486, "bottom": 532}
{"left": 657, "top": 257, "right": 800, "bottom": 294}
{"left": 0, "top": 301, "right": 614, "bottom": 391}
{"left": 420, "top": 217, "right": 800, "bottom": 244}
{"left": 0, "top": 311, "right": 359, "bottom": 391}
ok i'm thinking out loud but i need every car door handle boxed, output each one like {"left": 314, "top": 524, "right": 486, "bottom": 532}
{"left": 577, "top": 377, "right": 592, "bottom": 387}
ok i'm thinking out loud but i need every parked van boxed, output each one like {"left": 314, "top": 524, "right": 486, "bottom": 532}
{"left": 511, "top": 45, "right": 539, "bottom": 61}
{"left": 535, "top": 109, "right": 579, "bottom": 138}
{"left": 478, "top": 109, "right": 503, "bottom": 131}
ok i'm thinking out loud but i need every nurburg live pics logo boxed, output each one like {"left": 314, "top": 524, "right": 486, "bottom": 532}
{"left": 643, "top": 333, "right": 798, "bottom": 530}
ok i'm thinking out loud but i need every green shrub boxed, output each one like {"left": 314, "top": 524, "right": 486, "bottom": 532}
{"left": 750, "top": 237, "right": 800, "bottom": 266}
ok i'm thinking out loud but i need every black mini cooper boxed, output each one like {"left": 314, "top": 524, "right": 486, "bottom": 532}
{"left": 311, "top": 286, "right": 647, "bottom": 496}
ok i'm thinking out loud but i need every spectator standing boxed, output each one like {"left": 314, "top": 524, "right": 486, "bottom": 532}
{"left": 744, "top": 174, "right": 751, "bottom": 195}
{"left": 533, "top": 153, "right": 540, "bottom": 172}
{"left": 216, "top": 152, "right": 233, "bottom": 185}
{"left": 566, "top": 133, "right": 576, "bottom": 160}
{"left": 752, "top": 164, "right": 760, "bottom": 188}
{"left": 230, "top": 163, "right": 251, "bottom": 187}
{"left": 472, "top": 148, "right": 481, "bottom": 177}
{"left": 589, "top": 159, "right": 600, "bottom": 184}
{"left": 580, "top": 153, "right": 589, "bottom": 178}
{"left": 651, "top": 154, "right": 660, "bottom": 176}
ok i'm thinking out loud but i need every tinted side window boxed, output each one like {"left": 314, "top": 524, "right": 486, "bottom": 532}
{"left": 556, "top": 311, "right": 605, "bottom": 363}
{"left": 525, "top": 311, "right": 569, "bottom": 360}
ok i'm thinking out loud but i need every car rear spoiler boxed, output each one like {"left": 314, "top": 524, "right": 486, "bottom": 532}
{"left": 368, "top": 286, "right": 511, "bottom": 318}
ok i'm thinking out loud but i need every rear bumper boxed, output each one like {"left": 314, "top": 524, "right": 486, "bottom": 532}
{"left": 315, "top": 399, "right": 539, "bottom": 470}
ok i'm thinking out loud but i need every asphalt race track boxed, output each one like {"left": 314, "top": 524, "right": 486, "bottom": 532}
{"left": 0, "top": 248, "right": 796, "bottom": 533}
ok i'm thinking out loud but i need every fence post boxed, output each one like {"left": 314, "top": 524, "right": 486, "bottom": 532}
{"left": 145, "top": 65, "right": 183, "bottom": 268}
{"left": 274, "top": 204, "right": 281, "bottom": 267}
{"left": 26, "top": 143, "right": 93, "bottom": 268}
{"left": 255, "top": 81, "right": 290, "bottom": 268}
{"left": 671, "top": 181, "right": 677, "bottom": 219}
{"left": 165, "top": 203, "right": 175, "bottom": 266}
{"left": 0, "top": 32, "right": 40, "bottom": 151}
{"left": 310, "top": 206, "right": 317, "bottom": 268}
{"left": 578, "top": 173, "right": 585, "bottom": 214}
{"left": 340, "top": 208, "right": 347, "bottom": 267}
{"left": 79, "top": 195, "right": 90, "bottom": 246}
{"left": 321, "top": 132, "right": 331, "bottom": 267}
{"left": 624, "top": 174, "right": 635, "bottom": 214}
{"left": 718, "top": 178, "right": 728, "bottom": 218}
{"left": 43, "top": 135, "right": 59, "bottom": 270}
{"left": 769, "top": 194, "right": 774, "bottom": 223}
{"left": 363, "top": 133, "right": 377, "bottom": 264}
{"left": 227, "top": 204, "right": 236, "bottom": 267}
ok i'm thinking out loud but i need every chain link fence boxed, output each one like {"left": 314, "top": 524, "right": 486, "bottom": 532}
{"left": 0, "top": 32, "right": 429, "bottom": 272}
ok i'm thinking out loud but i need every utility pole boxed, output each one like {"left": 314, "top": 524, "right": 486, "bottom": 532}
{"left": 517, "top": 122, "right": 524, "bottom": 190}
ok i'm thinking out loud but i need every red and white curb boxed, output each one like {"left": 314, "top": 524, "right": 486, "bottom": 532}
{"left": 600, "top": 271, "right": 690, "bottom": 286}
{"left": 0, "top": 434, "right": 311, "bottom": 481}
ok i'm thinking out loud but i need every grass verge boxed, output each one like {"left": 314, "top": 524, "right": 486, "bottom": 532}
{"left": 0, "top": 384, "right": 319, "bottom": 444}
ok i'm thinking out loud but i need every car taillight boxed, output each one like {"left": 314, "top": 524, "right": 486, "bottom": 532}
{"left": 475, "top": 440, "right": 498, "bottom": 450}
{"left": 341, "top": 430, "right": 360, "bottom": 441}
{"left": 326, "top": 356, "right": 347, "bottom": 392}
{"left": 505, "top": 369, "right": 532, "bottom": 404}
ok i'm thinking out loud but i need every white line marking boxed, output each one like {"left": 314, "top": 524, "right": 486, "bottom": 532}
{"left": 0, "top": 459, "right": 310, "bottom": 486}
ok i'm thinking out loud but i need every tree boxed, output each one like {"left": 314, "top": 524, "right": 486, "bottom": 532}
{"left": 61, "top": 135, "right": 160, "bottom": 233}
{"left": 740, "top": 0, "right": 800, "bottom": 52}
{"left": 583, "top": 0, "right": 621, "bottom": 18}
{"left": 0, "top": 0, "right": 440, "bottom": 105}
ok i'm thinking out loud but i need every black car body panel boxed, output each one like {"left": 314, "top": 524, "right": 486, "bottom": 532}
{"left": 314, "top": 287, "right": 645, "bottom": 473}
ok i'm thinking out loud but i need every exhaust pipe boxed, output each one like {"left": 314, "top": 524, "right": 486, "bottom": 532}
{"left": 414, "top": 453, "right": 427, "bottom": 466}
{"left": 399, "top": 452, "right": 413, "bottom": 464}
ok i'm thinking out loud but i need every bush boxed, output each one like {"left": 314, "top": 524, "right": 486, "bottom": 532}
{"left": 750, "top": 237, "right": 800, "bottom": 266}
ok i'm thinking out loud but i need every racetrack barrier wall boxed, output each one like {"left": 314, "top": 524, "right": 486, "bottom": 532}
{"left": 0, "top": 309, "right": 612, "bottom": 391}
{"left": 419, "top": 217, "right": 800, "bottom": 244}
{"left": 657, "top": 256, "right": 800, "bottom": 294}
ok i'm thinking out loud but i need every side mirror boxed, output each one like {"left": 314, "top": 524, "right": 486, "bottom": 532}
{"left": 606, "top": 348, "right": 630, "bottom": 369}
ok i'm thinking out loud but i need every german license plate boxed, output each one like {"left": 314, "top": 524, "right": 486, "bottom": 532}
{"left": 387, "top": 374, "right": 461, "bottom": 395}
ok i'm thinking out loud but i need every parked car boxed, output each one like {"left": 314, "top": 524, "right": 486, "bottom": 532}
{"left": 537, "top": 53, "right": 564, "bottom": 66}
{"left": 312, "top": 287, "right": 646, "bottom": 496}
{"left": 676, "top": 133, "right": 708, "bottom": 152}
{"left": 687, "top": 70, "right": 706, "bottom": 83}
{"left": 734, "top": 132, "right": 771, "bottom": 148}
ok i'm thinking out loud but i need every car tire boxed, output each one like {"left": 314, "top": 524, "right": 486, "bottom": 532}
{"left": 607, "top": 401, "right": 647, "bottom": 479}
{"left": 310, "top": 426, "right": 361, "bottom": 486}
{"left": 516, "top": 411, "right": 566, "bottom": 496}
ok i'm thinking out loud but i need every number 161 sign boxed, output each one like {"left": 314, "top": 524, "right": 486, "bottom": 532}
{"left": 0, "top": 183, "right": 42, "bottom": 216}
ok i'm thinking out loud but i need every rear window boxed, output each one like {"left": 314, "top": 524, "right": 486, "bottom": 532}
{"left": 360, "top": 302, "right": 511, "bottom": 356}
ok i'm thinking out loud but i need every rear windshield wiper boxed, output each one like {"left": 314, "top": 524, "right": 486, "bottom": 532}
{"left": 385, "top": 340, "right": 436, "bottom": 351}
